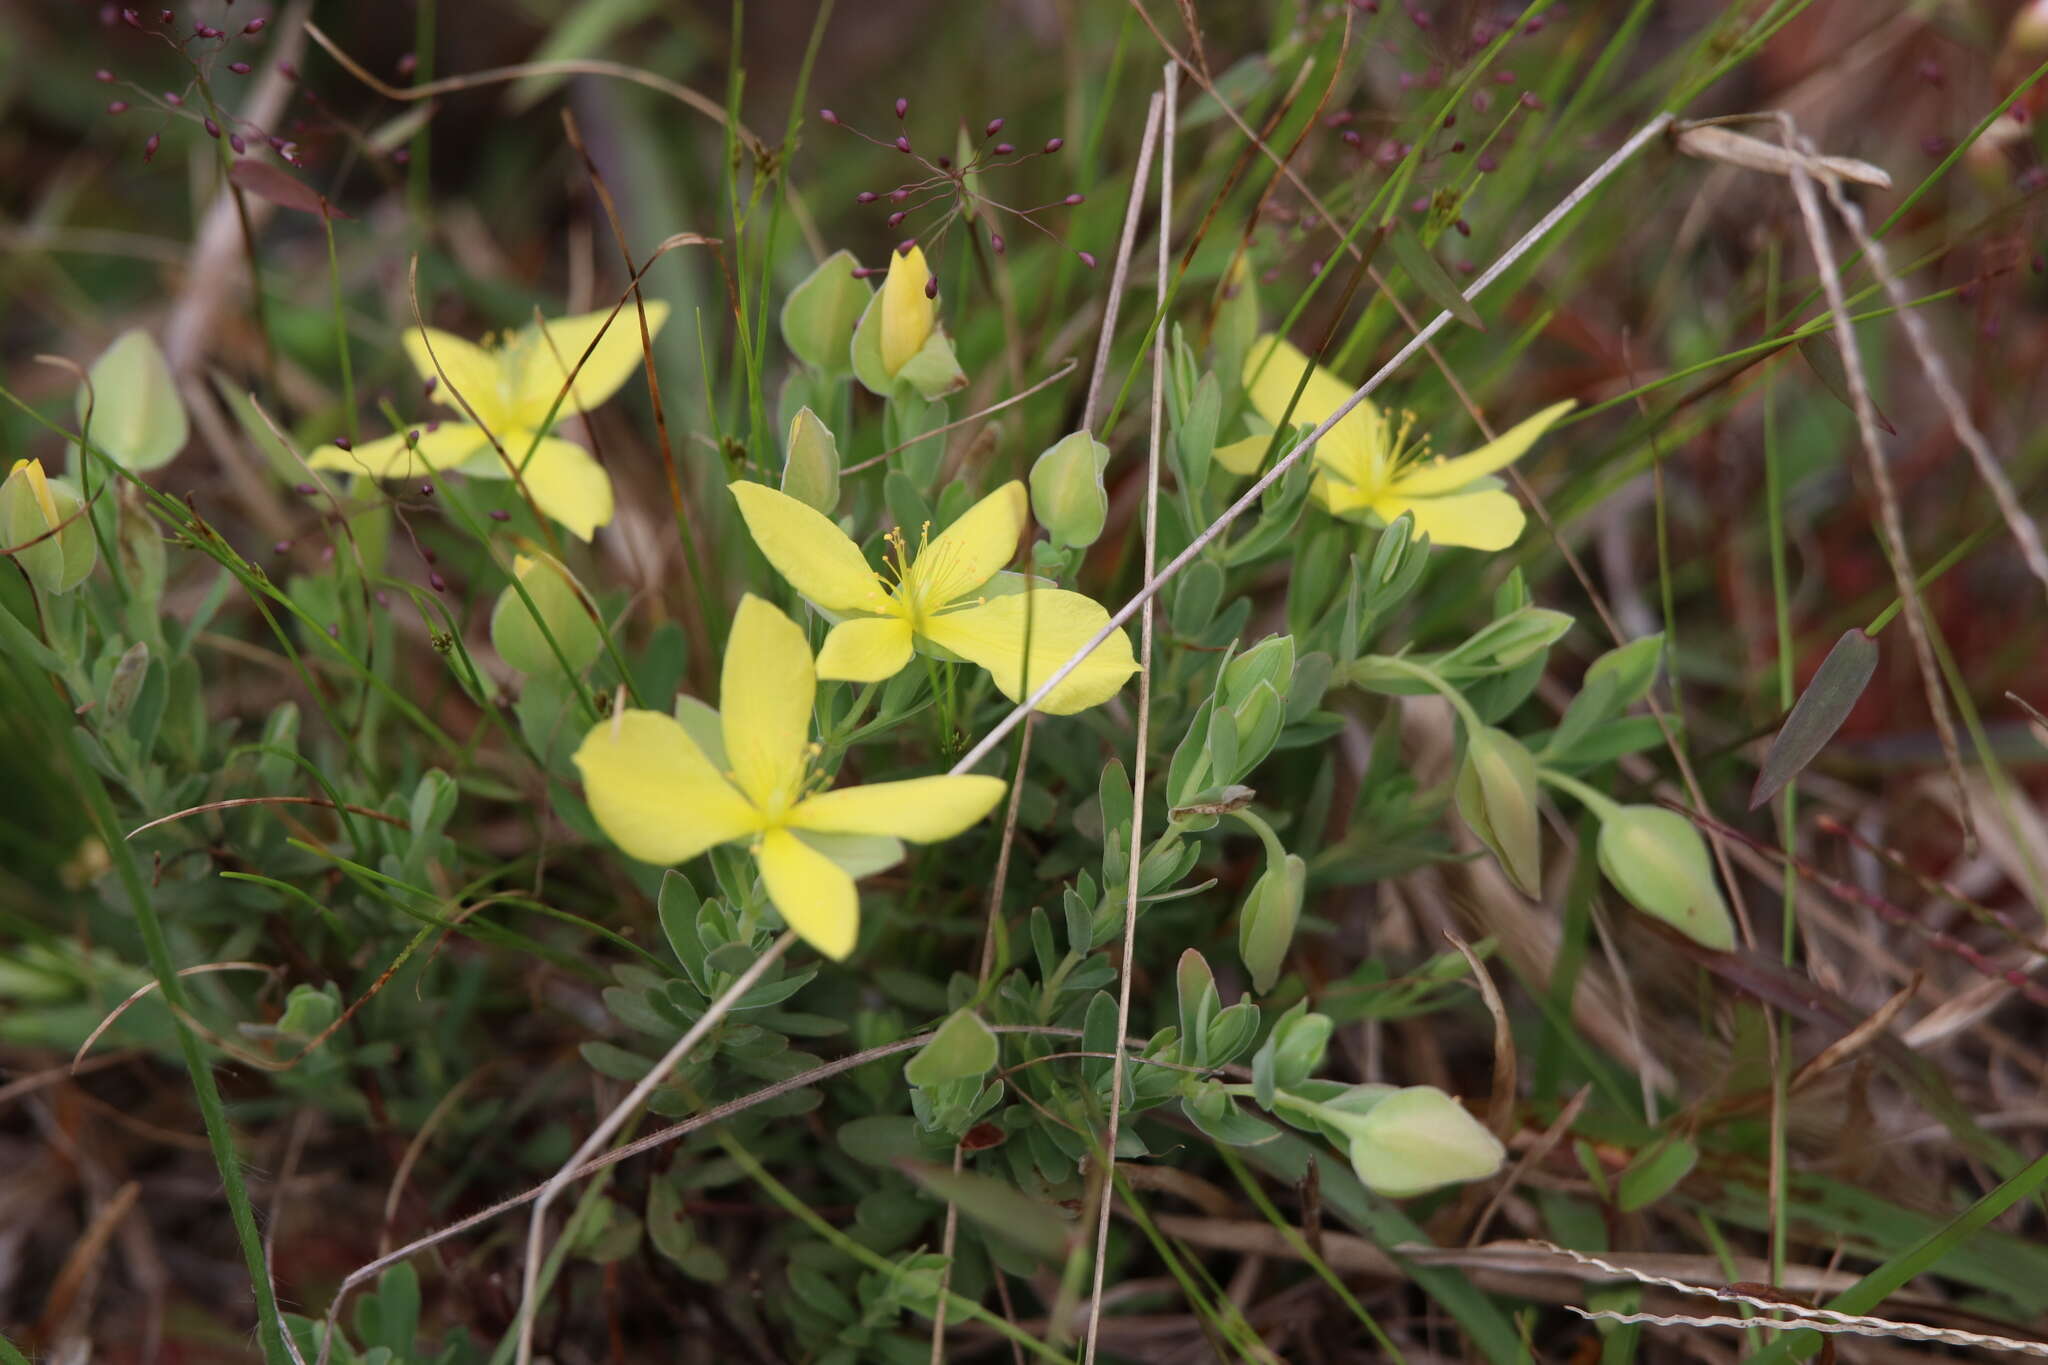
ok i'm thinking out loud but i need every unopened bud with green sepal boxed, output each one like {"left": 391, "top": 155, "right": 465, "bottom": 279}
{"left": 1028, "top": 430, "right": 1110, "bottom": 550}
{"left": 1454, "top": 726, "right": 1542, "bottom": 897}
{"left": 490, "top": 550, "right": 601, "bottom": 677}
{"left": 2, "top": 459, "right": 96, "bottom": 594}
{"left": 1596, "top": 805, "right": 1734, "bottom": 950}
{"left": 1316, "top": 1084, "right": 1505, "bottom": 1198}
{"left": 1238, "top": 852, "right": 1305, "bottom": 994}
{"left": 781, "top": 406, "right": 840, "bottom": 513}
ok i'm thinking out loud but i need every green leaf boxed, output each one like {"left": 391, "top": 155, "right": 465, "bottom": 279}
{"left": 837, "top": 1115, "right": 927, "bottom": 1167}
{"left": 898, "top": 1161, "right": 1070, "bottom": 1260}
{"left": 903, "top": 1008, "right": 998, "bottom": 1088}
{"left": 1389, "top": 226, "right": 1482, "bottom": 330}
{"left": 80, "top": 328, "right": 187, "bottom": 471}
{"left": 1749, "top": 627, "right": 1879, "bottom": 809}
{"left": 1182, "top": 1088, "right": 1282, "bottom": 1146}
{"left": 647, "top": 1170, "right": 697, "bottom": 1265}
{"left": 1617, "top": 1136, "right": 1699, "bottom": 1212}
{"left": 780, "top": 249, "right": 872, "bottom": 374}
{"left": 1176, "top": 949, "right": 1218, "bottom": 1062}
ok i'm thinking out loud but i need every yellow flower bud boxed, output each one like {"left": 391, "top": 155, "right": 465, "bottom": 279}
{"left": 2, "top": 458, "right": 97, "bottom": 594}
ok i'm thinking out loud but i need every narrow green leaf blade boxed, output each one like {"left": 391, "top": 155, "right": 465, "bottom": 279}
{"left": 1749, "top": 628, "right": 1879, "bottom": 809}
{"left": 1389, "top": 227, "right": 1482, "bottom": 330}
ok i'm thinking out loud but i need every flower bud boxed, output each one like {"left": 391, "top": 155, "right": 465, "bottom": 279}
{"left": 1453, "top": 726, "right": 1542, "bottom": 897}
{"left": 1238, "top": 852, "right": 1305, "bottom": 993}
{"left": 984, "top": 117, "right": 1004, "bottom": 137}
{"left": 1028, "top": 430, "right": 1110, "bottom": 550}
{"left": 489, "top": 551, "right": 601, "bottom": 677}
{"left": 780, "top": 406, "right": 840, "bottom": 514}
{"left": 1321, "top": 1085, "right": 1505, "bottom": 1197}
{"left": 2, "top": 459, "right": 97, "bottom": 595}
{"left": 1595, "top": 805, "right": 1734, "bottom": 950}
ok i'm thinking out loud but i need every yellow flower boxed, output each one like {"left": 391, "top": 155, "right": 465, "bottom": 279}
{"left": 309, "top": 303, "right": 670, "bottom": 541}
{"left": 879, "top": 243, "right": 936, "bottom": 376}
{"left": 729, "top": 480, "right": 1137, "bottom": 715}
{"left": 573, "top": 595, "right": 1007, "bottom": 960}
{"left": 1231, "top": 335, "right": 1573, "bottom": 551}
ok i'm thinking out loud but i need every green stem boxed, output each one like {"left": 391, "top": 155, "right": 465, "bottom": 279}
{"left": 26, "top": 659, "right": 290, "bottom": 1363}
{"left": 1356, "top": 653, "right": 1484, "bottom": 733}
{"left": 324, "top": 213, "right": 357, "bottom": 446}
{"left": 1534, "top": 766, "right": 1622, "bottom": 823}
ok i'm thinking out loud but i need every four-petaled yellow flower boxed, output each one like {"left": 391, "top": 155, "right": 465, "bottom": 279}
{"left": 574, "top": 595, "right": 1007, "bottom": 960}
{"left": 730, "top": 479, "right": 1137, "bottom": 715}
{"left": 310, "top": 303, "right": 670, "bottom": 541}
{"left": 1221, "top": 335, "right": 1573, "bottom": 551}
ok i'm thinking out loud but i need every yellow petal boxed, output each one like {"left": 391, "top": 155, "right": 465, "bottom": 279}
{"left": 1312, "top": 468, "right": 1374, "bottom": 518}
{"left": 729, "top": 481, "right": 891, "bottom": 614}
{"left": 756, "top": 826, "right": 859, "bottom": 960}
{"left": 1387, "top": 400, "right": 1574, "bottom": 497}
{"left": 879, "top": 245, "right": 936, "bottom": 376}
{"left": 18, "top": 459, "right": 59, "bottom": 527}
{"left": 788, "top": 774, "right": 1008, "bottom": 843}
{"left": 487, "top": 433, "right": 614, "bottom": 542}
{"left": 403, "top": 329, "right": 512, "bottom": 433}
{"left": 506, "top": 301, "right": 672, "bottom": 428}
{"left": 815, "top": 615, "right": 915, "bottom": 682}
{"left": 307, "top": 424, "right": 492, "bottom": 477}
{"left": 1371, "top": 487, "right": 1525, "bottom": 551}
{"left": 907, "top": 480, "right": 1026, "bottom": 609}
{"left": 571, "top": 709, "right": 761, "bottom": 865}
{"left": 921, "top": 589, "right": 1137, "bottom": 715}
{"left": 722, "top": 595, "right": 816, "bottom": 814}
{"left": 1213, "top": 434, "right": 1271, "bottom": 477}
{"left": 1242, "top": 335, "right": 1384, "bottom": 491}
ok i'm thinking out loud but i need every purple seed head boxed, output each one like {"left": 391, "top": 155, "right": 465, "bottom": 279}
{"left": 295, "top": 482, "right": 317, "bottom": 495}
{"left": 333, "top": 436, "right": 353, "bottom": 451}
{"left": 194, "top": 23, "right": 222, "bottom": 38}
{"left": 157, "top": 8, "right": 171, "bottom": 22}
{"left": 894, "top": 97, "right": 908, "bottom": 119}
{"left": 229, "top": 132, "right": 246, "bottom": 152}
{"left": 203, "top": 116, "right": 220, "bottom": 138}
{"left": 1454, "top": 218, "right": 1471, "bottom": 237}
{"left": 923, "top": 274, "right": 937, "bottom": 299}
{"left": 327, "top": 623, "right": 340, "bottom": 638}
{"left": 142, "top": 132, "right": 161, "bottom": 161}
{"left": 489, "top": 508, "right": 511, "bottom": 521}
{"left": 897, "top": 237, "right": 916, "bottom": 255}
{"left": 1449, "top": 139, "right": 1466, "bottom": 153}
{"left": 1476, "top": 151, "right": 1498, "bottom": 172}
{"left": 1063, "top": 193, "right": 1084, "bottom": 205}
{"left": 855, "top": 190, "right": 878, "bottom": 203}
{"left": 420, "top": 481, "right": 434, "bottom": 497}
{"left": 936, "top": 154, "right": 951, "bottom": 170}
{"left": 984, "top": 117, "right": 1004, "bottom": 137}
{"left": 1077, "top": 250, "right": 1097, "bottom": 269}
{"left": 894, "top": 134, "right": 911, "bottom": 153}
{"left": 993, "top": 142, "right": 1014, "bottom": 155}
{"left": 1519, "top": 91, "right": 1543, "bottom": 109}
{"left": 277, "top": 60, "right": 296, "bottom": 79}
{"left": 95, "top": 68, "right": 115, "bottom": 82}
{"left": 243, "top": 15, "right": 266, "bottom": 33}
{"left": 121, "top": 9, "right": 143, "bottom": 29}
{"left": 164, "top": 91, "right": 183, "bottom": 106}
{"left": 990, "top": 231, "right": 1006, "bottom": 254}
{"left": 395, "top": 52, "right": 417, "bottom": 77}
{"left": 819, "top": 107, "right": 838, "bottom": 124}
{"left": 391, "top": 147, "right": 409, "bottom": 164}
{"left": 229, "top": 60, "right": 251, "bottom": 73}
{"left": 274, "top": 540, "right": 291, "bottom": 554}
{"left": 107, "top": 100, "right": 130, "bottom": 114}
{"left": 886, "top": 211, "right": 906, "bottom": 228}
{"left": 1341, "top": 129, "right": 1363, "bottom": 147}
{"left": 1044, "top": 136, "right": 1063, "bottom": 153}
{"left": 429, "top": 572, "right": 446, "bottom": 592}
{"left": 889, "top": 187, "right": 909, "bottom": 201}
